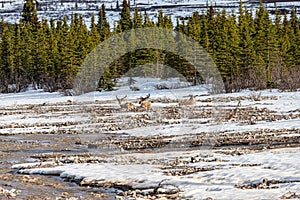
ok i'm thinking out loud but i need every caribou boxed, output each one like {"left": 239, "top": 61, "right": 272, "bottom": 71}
{"left": 139, "top": 94, "right": 152, "bottom": 110}
{"left": 116, "top": 95, "right": 136, "bottom": 110}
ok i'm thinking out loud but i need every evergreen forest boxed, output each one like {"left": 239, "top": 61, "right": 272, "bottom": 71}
{"left": 0, "top": 0, "right": 299, "bottom": 93}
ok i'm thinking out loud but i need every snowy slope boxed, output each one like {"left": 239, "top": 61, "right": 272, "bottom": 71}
{"left": 1, "top": 0, "right": 299, "bottom": 28}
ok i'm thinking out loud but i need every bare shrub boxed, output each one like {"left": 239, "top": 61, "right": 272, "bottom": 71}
{"left": 249, "top": 92, "right": 262, "bottom": 101}
{"left": 278, "top": 66, "right": 300, "bottom": 92}
{"left": 130, "top": 86, "right": 140, "bottom": 91}
{"left": 248, "top": 67, "right": 267, "bottom": 90}
{"left": 154, "top": 82, "right": 190, "bottom": 90}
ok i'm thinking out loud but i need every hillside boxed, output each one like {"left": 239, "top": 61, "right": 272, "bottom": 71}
{"left": 1, "top": 0, "right": 300, "bottom": 26}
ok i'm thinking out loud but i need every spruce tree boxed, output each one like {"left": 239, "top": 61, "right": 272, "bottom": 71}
{"left": 163, "top": 15, "right": 173, "bottom": 29}
{"left": 22, "top": 0, "right": 39, "bottom": 27}
{"left": 157, "top": 9, "right": 164, "bottom": 28}
{"left": 13, "top": 20, "right": 25, "bottom": 92}
{"left": 206, "top": 5, "right": 216, "bottom": 54}
{"left": 46, "top": 21, "right": 59, "bottom": 92}
{"left": 133, "top": 7, "right": 143, "bottom": 28}
{"left": 289, "top": 8, "right": 300, "bottom": 68}
{"left": 238, "top": 5, "right": 255, "bottom": 89}
{"left": 56, "top": 17, "right": 73, "bottom": 89}
{"left": 253, "top": 1, "right": 281, "bottom": 88}
{"left": 21, "top": 22, "right": 34, "bottom": 87}
{"left": 213, "top": 9, "right": 230, "bottom": 90}
{"left": 90, "top": 13, "right": 101, "bottom": 48}
{"left": 119, "top": 0, "right": 132, "bottom": 31}
{"left": 187, "top": 12, "right": 201, "bottom": 42}
{"left": 199, "top": 10, "right": 210, "bottom": 53}
{"left": 34, "top": 19, "right": 49, "bottom": 89}
{"left": 253, "top": 1, "right": 269, "bottom": 89}
{"left": 70, "top": 14, "right": 92, "bottom": 89}
{"left": 226, "top": 11, "right": 240, "bottom": 91}
{"left": 0, "top": 18, "right": 14, "bottom": 92}
{"left": 97, "top": 4, "right": 110, "bottom": 41}
{"left": 62, "top": 19, "right": 77, "bottom": 89}
{"left": 143, "top": 11, "right": 154, "bottom": 27}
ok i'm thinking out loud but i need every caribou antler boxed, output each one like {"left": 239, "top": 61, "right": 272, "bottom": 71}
{"left": 139, "top": 94, "right": 150, "bottom": 103}
{"left": 116, "top": 95, "right": 127, "bottom": 104}
{"left": 116, "top": 95, "right": 136, "bottom": 110}
{"left": 138, "top": 94, "right": 152, "bottom": 110}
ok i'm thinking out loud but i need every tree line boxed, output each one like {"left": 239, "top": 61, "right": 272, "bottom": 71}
{"left": 177, "top": 2, "right": 300, "bottom": 92}
{"left": 0, "top": 0, "right": 299, "bottom": 93}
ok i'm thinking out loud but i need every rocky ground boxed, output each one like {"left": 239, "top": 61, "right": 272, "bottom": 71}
{"left": 0, "top": 90, "right": 300, "bottom": 199}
